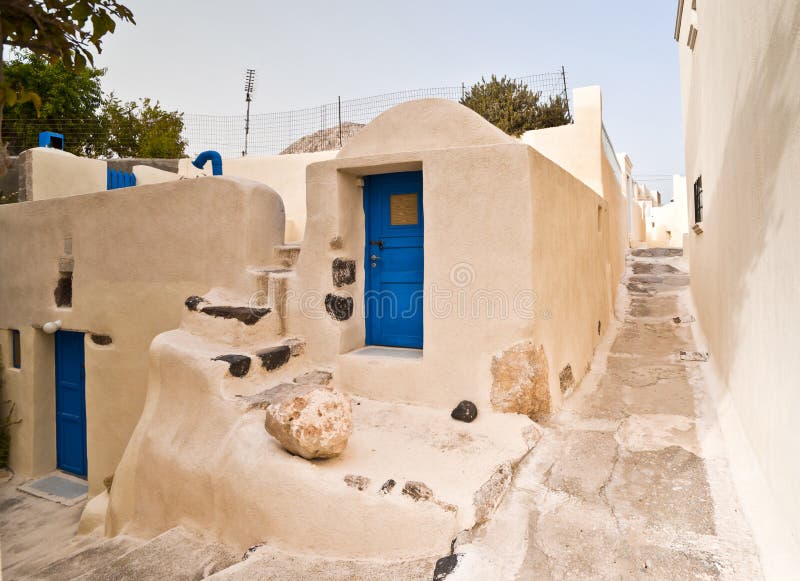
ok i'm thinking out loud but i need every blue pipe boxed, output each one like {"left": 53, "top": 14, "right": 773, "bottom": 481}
{"left": 192, "top": 150, "right": 223, "bottom": 176}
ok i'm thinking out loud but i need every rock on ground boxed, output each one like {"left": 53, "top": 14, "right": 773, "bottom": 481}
{"left": 490, "top": 341, "right": 550, "bottom": 420}
{"left": 264, "top": 385, "right": 353, "bottom": 459}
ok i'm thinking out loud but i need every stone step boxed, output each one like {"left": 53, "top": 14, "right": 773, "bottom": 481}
{"left": 273, "top": 244, "right": 301, "bottom": 267}
{"left": 245, "top": 266, "right": 294, "bottom": 330}
{"left": 28, "top": 535, "right": 143, "bottom": 580}
{"left": 181, "top": 292, "right": 283, "bottom": 347}
{"left": 630, "top": 247, "right": 683, "bottom": 257}
{"left": 70, "top": 527, "right": 238, "bottom": 581}
{"left": 212, "top": 338, "right": 306, "bottom": 380}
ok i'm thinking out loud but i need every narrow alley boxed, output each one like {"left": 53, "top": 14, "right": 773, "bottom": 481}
{"left": 452, "top": 250, "right": 764, "bottom": 580}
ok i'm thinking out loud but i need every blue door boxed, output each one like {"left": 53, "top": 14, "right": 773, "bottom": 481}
{"left": 364, "top": 171, "right": 424, "bottom": 348}
{"left": 55, "top": 331, "right": 87, "bottom": 477}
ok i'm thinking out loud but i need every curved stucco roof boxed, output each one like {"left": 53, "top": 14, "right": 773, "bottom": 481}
{"left": 337, "top": 99, "right": 515, "bottom": 159}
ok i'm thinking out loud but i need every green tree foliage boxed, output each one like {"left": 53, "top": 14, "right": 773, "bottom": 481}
{"left": 101, "top": 95, "right": 187, "bottom": 158}
{"left": 0, "top": 0, "right": 135, "bottom": 172}
{"left": 460, "top": 75, "right": 572, "bottom": 136}
{"left": 3, "top": 51, "right": 105, "bottom": 155}
{"left": 2, "top": 53, "right": 187, "bottom": 158}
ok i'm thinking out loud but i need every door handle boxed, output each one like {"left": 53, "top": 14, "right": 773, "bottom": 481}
{"left": 370, "top": 254, "right": 382, "bottom": 261}
{"left": 370, "top": 240, "right": 384, "bottom": 249}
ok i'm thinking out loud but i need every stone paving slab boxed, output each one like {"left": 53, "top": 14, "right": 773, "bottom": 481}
{"left": 449, "top": 251, "right": 763, "bottom": 580}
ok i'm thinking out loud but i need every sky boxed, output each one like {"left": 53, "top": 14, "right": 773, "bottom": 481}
{"left": 94, "top": 0, "right": 684, "bottom": 199}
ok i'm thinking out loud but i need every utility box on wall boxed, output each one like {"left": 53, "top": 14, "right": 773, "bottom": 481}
{"left": 38, "top": 131, "right": 65, "bottom": 150}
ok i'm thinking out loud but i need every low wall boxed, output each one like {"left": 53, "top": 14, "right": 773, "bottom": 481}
{"left": 106, "top": 158, "right": 180, "bottom": 174}
{"left": 529, "top": 147, "right": 614, "bottom": 410}
{"left": 0, "top": 177, "right": 285, "bottom": 494}
{"left": 179, "top": 151, "right": 337, "bottom": 242}
{"left": 521, "top": 86, "right": 628, "bottom": 303}
{"left": 18, "top": 148, "right": 106, "bottom": 202}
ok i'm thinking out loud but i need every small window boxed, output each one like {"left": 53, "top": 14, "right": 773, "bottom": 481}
{"left": 11, "top": 330, "right": 21, "bottom": 369}
{"left": 390, "top": 193, "right": 419, "bottom": 226}
{"left": 693, "top": 176, "right": 703, "bottom": 223}
{"left": 55, "top": 272, "right": 72, "bottom": 307}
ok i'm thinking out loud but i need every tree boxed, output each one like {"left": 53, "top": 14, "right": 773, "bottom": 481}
{"left": 1, "top": 52, "right": 187, "bottom": 160}
{"left": 3, "top": 51, "right": 105, "bottom": 155}
{"left": 0, "top": 0, "right": 135, "bottom": 172}
{"left": 460, "top": 75, "right": 572, "bottom": 136}
{"left": 100, "top": 95, "right": 186, "bottom": 158}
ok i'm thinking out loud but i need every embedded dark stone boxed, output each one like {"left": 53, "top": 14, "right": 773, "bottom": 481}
{"left": 332, "top": 258, "right": 356, "bottom": 287}
{"left": 242, "top": 543, "right": 264, "bottom": 561}
{"left": 91, "top": 334, "right": 113, "bottom": 346}
{"left": 559, "top": 364, "right": 575, "bottom": 393}
{"left": 344, "top": 474, "right": 370, "bottom": 491}
{"left": 213, "top": 354, "right": 252, "bottom": 378}
{"left": 257, "top": 345, "right": 291, "bottom": 371}
{"left": 325, "top": 294, "right": 353, "bottom": 321}
{"left": 433, "top": 554, "right": 463, "bottom": 581}
{"left": 185, "top": 295, "right": 207, "bottom": 311}
{"left": 402, "top": 480, "right": 433, "bottom": 501}
{"left": 379, "top": 479, "right": 396, "bottom": 495}
{"left": 597, "top": 320, "right": 602, "bottom": 335}
{"left": 200, "top": 305, "right": 271, "bottom": 325}
{"left": 450, "top": 400, "right": 478, "bottom": 423}
{"left": 54, "top": 273, "right": 72, "bottom": 307}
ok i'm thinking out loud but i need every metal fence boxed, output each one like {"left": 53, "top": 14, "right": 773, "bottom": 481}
{"left": 3, "top": 70, "right": 570, "bottom": 159}
{"left": 186, "top": 70, "right": 570, "bottom": 158}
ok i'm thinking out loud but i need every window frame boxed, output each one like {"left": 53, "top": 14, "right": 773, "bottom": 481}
{"left": 10, "top": 329, "right": 21, "bottom": 369}
{"left": 693, "top": 176, "right": 703, "bottom": 224}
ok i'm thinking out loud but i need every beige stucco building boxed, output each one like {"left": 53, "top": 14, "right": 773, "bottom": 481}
{"left": 1, "top": 92, "right": 630, "bottom": 560}
{"left": 675, "top": 0, "right": 800, "bottom": 569}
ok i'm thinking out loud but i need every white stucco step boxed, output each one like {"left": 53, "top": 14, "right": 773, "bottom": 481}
{"left": 71, "top": 527, "right": 237, "bottom": 580}
{"left": 104, "top": 341, "right": 539, "bottom": 561}
{"left": 181, "top": 291, "right": 283, "bottom": 346}
{"left": 273, "top": 244, "right": 301, "bottom": 267}
{"left": 151, "top": 330, "right": 308, "bottom": 398}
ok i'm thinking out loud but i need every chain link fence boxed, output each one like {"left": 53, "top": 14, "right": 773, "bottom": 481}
{"left": 3, "top": 70, "right": 569, "bottom": 159}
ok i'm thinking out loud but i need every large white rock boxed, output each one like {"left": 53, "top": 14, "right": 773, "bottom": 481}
{"left": 264, "top": 385, "right": 353, "bottom": 459}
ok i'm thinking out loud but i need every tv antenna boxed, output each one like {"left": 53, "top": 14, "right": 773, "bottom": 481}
{"left": 243, "top": 69, "right": 256, "bottom": 156}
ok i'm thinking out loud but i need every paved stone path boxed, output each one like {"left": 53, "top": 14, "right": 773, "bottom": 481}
{"left": 1, "top": 250, "right": 765, "bottom": 581}
{"left": 453, "top": 250, "right": 763, "bottom": 580}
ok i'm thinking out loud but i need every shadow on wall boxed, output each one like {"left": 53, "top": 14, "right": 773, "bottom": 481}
{"left": 696, "top": 2, "right": 800, "bottom": 386}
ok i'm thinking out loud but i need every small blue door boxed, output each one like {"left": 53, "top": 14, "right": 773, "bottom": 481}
{"left": 364, "top": 171, "right": 424, "bottom": 348}
{"left": 55, "top": 331, "right": 87, "bottom": 477}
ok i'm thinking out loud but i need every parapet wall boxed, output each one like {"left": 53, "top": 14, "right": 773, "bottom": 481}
{"left": 18, "top": 148, "right": 106, "bottom": 202}
{"left": 0, "top": 177, "right": 285, "bottom": 494}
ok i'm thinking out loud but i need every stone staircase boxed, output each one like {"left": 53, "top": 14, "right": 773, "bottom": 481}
{"left": 176, "top": 244, "right": 306, "bottom": 383}
{"left": 27, "top": 527, "right": 238, "bottom": 580}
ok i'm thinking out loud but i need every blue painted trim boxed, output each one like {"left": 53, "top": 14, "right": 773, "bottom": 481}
{"left": 192, "top": 150, "right": 223, "bottom": 176}
{"left": 106, "top": 168, "right": 136, "bottom": 190}
{"left": 38, "top": 131, "right": 64, "bottom": 150}
{"left": 55, "top": 331, "right": 87, "bottom": 478}
{"left": 364, "top": 171, "right": 424, "bottom": 349}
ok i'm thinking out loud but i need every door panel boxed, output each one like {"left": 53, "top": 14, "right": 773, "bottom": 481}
{"left": 55, "top": 331, "right": 87, "bottom": 477}
{"left": 364, "top": 171, "right": 424, "bottom": 349}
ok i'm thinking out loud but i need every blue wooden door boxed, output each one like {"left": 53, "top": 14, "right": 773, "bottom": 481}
{"left": 55, "top": 331, "right": 87, "bottom": 477}
{"left": 364, "top": 171, "right": 424, "bottom": 348}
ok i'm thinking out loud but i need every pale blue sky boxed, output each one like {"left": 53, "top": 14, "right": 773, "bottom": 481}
{"left": 95, "top": 0, "right": 683, "bottom": 198}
